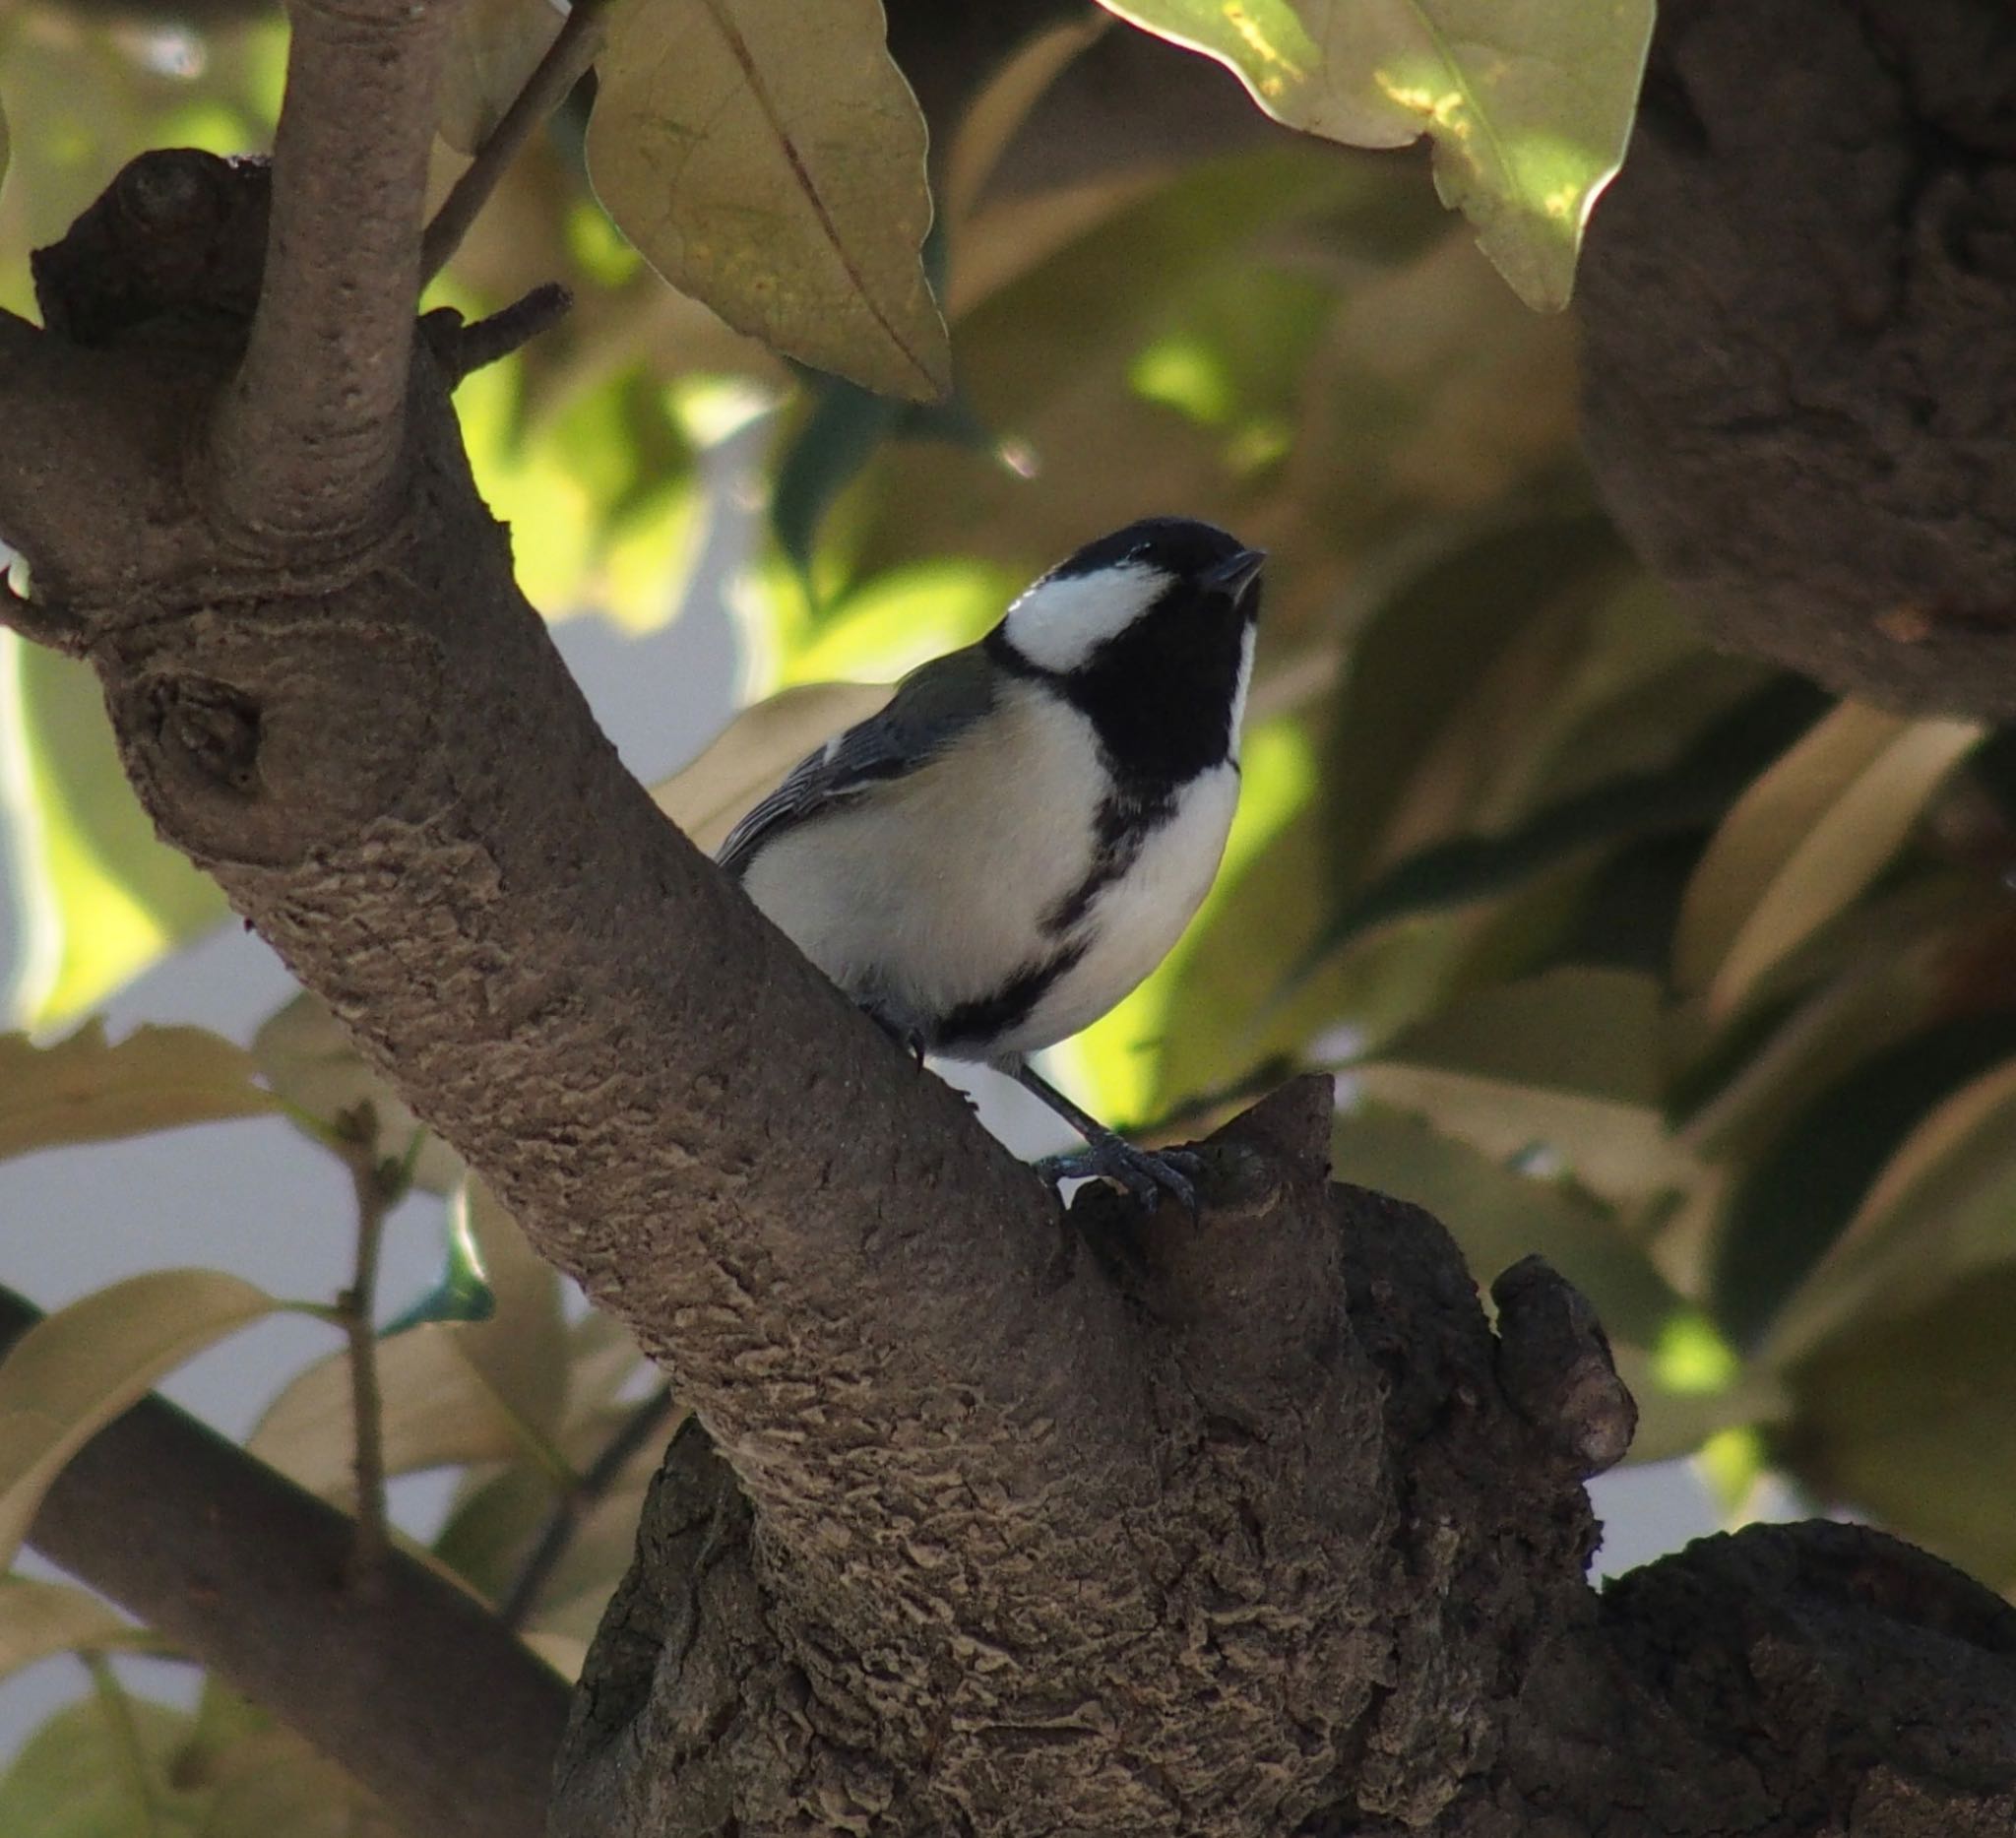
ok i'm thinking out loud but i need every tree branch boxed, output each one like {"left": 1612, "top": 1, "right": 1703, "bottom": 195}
{"left": 1, "top": 1286, "right": 568, "bottom": 1838}
{"left": 209, "top": 0, "right": 458, "bottom": 545}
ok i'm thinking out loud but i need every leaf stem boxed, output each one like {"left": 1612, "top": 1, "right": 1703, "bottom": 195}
{"left": 337, "top": 1132, "right": 398, "bottom": 1588}
{"left": 421, "top": 0, "right": 614, "bottom": 286}
{"left": 499, "top": 1381, "right": 677, "bottom": 1630}
{"left": 85, "top": 1654, "right": 167, "bottom": 1832}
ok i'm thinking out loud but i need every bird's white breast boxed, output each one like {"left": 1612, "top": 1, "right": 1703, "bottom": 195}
{"left": 736, "top": 680, "right": 1239, "bottom": 1060}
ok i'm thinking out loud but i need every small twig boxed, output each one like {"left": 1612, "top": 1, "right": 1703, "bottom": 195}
{"left": 335, "top": 1107, "right": 402, "bottom": 1587}
{"left": 422, "top": 283, "right": 576, "bottom": 386}
{"left": 421, "top": 0, "right": 614, "bottom": 286}
{"left": 500, "top": 1381, "right": 678, "bottom": 1630}
{"left": 86, "top": 1654, "right": 175, "bottom": 1829}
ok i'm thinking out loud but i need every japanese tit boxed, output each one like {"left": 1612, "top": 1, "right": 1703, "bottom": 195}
{"left": 718, "top": 516, "right": 1265, "bottom": 1209}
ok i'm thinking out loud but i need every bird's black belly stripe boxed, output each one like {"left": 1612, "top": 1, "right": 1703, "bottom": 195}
{"left": 933, "top": 945, "right": 1088, "bottom": 1053}
{"left": 1041, "top": 790, "right": 1175, "bottom": 936}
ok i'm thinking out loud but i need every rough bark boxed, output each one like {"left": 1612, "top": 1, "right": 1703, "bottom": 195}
{"left": 0, "top": 7, "right": 2014, "bottom": 1836}
{"left": 1579, "top": 0, "right": 2016, "bottom": 718}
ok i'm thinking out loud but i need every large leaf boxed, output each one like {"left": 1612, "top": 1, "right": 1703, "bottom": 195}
{"left": 1095, "top": 0, "right": 1655, "bottom": 309}
{"left": 252, "top": 990, "right": 462, "bottom": 1192}
{"left": 0, "top": 1271, "right": 280, "bottom": 1568}
{"left": 587, "top": 0, "right": 949, "bottom": 401}
{"left": 1761, "top": 1052, "right": 2016, "bottom": 1367}
{"left": 0, "top": 1021, "right": 275, "bottom": 1164}
{"left": 1785, "top": 1266, "right": 2016, "bottom": 1589}
{"left": 652, "top": 680, "right": 892, "bottom": 855}
{"left": 1672, "top": 704, "right": 1984, "bottom": 1023}
{"left": 1350, "top": 967, "right": 1696, "bottom": 1205}
{"left": 1320, "top": 513, "right": 1636, "bottom": 897}
{"left": 0, "top": 638, "right": 228, "bottom": 1027}
{"left": 0, "top": 1691, "right": 202, "bottom": 1838}
{"left": 1708, "top": 1012, "right": 2016, "bottom": 1353}
{"left": 1309, "top": 662, "right": 1794, "bottom": 959}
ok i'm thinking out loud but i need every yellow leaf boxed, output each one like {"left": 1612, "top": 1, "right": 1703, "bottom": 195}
{"left": 1674, "top": 705, "right": 1984, "bottom": 1021}
{"left": 0, "top": 1577, "right": 151, "bottom": 1681}
{"left": 653, "top": 681, "right": 891, "bottom": 856}
{"left": 0, "top": 1271, "right": 279, "bottom": 1568}
{"left": 587, "top": 0, "right": 950, "bottom": 400}
{"left": 1093, "top": 0, "right": 1654, "bottom": 309}
{"left": 0, "top": 1021, "right": 275, "bottom": 1164}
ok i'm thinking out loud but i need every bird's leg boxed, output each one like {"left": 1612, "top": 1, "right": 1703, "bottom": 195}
{"left": 864, "top": 1006, "right": 928, "bottom": 1067}
{"left": 1004, "top": 1058, "right": 1201, "bottom": 1214}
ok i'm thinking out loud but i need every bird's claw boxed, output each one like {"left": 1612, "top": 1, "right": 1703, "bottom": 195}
{"left": 1036, "top": 1142, "right": 1202, "bottom": 1215}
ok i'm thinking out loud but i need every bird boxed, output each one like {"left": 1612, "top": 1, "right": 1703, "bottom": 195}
{"left": 717, "top": 516, "right": 1265, "bottom": 1210}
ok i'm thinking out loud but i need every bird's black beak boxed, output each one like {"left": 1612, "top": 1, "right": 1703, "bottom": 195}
{"left": 1205, "top": 547, "right": 1267, "bottom": 602}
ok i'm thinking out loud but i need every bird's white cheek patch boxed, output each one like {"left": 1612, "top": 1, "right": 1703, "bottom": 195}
{"left": 1002, "top": 563, "right": 1165, "bottom": 674}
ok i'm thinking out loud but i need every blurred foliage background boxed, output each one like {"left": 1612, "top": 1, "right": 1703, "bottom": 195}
{"left": 3, "top": 0, "right": 2015, "bottom": 1827}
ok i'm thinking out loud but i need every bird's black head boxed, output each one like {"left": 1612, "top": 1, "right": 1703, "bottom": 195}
{"left": 989, "top": 516, "right": 1265, "bottom": 794}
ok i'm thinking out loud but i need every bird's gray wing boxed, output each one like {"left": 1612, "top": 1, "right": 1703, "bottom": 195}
{"left": 716, "top": 645, "right": 999, "bottom": 878}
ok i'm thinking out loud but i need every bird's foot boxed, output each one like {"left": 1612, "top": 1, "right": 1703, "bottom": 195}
{"left": 1036, "top": 1140, "right": 1202, "bottom": 1214}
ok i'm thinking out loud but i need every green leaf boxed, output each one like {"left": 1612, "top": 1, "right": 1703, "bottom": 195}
{"left": 652, "top": 680, "right": 893, "bottom": 856}
{"left": 0, "top": 639, "right": 228, "bottom": 1027}
{"left": 0, "top": 1576, "right": 154, "bottom": 1681}
{"left": 1709, "top": 1012, "right": 2016, "bottom": 1352}
{"left": 0, "top": 1690, "right": 203, "bottom": 1838}
{"left": 1094, "top": 0, "right": 1654, "bottom": 308}
{"left": 1761, "top": 1051, "right": 2016, "bottom": 1367}
{"left": 842, "top": 145, "right": 1397, "bottom": 619}
{"left": 0, "top": 1271, "right": 280, "bottom": 1568}
{"left": 449, "top": 337, "right": 703, "bottom": 632}
{"left": 587, "top": 0, "right": 950, "bottom": 400}
{"left": 0, "top": 1021, "right": 276, "bottom": 1164}
{"left": 251, "top": 991, "right": 462, "bottom": 1192}
{"left": 770, "top": 377, "right": 906, "bottom": 589}
{"left": 438, "top": 0, "right": 565, "bottom": 155}
{"left": 1313, "top": 667, "right": 1826, "bottom": 964}
{"left": 1321, "top": 512, "right": 1633, "bottom": 899}
{"left": 197, "top": 1726, "right": 402, "bottom": 1838}
{"left": 1351, "top": 966, "right": 1697, "bottom": 1205}
{"left": 1785, "top": 1266, "right": 2016, "bottom": 1589}
{"left": 1673, "top": 703, "right": 1984, "bottom": 1023}
{"left": 383, "top": 1188, "right": 495, "bottom": 1331}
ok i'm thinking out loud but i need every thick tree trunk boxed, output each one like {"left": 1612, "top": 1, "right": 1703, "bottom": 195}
{"left": 1579, "top": 0, "right": 2016, "bottom": 719}
{"left": 2, "top": 10, "right": 2015, "bottom": 1834}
